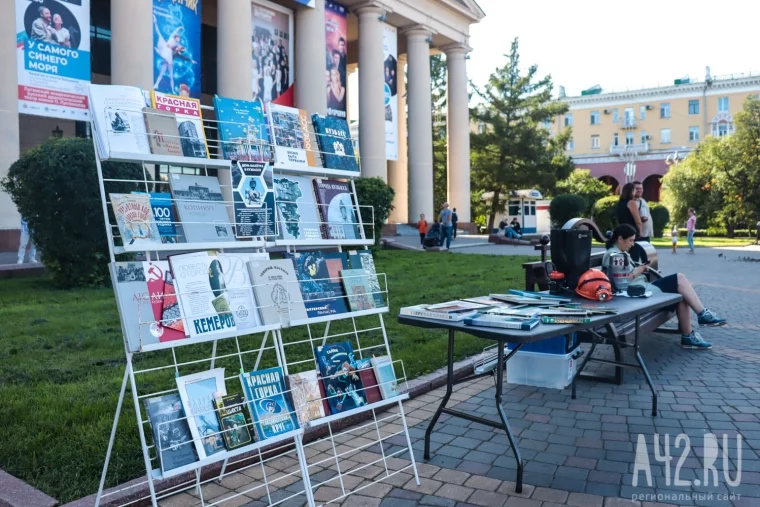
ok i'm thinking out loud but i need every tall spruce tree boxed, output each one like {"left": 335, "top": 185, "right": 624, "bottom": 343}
{"left": 470, "top": 38, "right": 573, "bottom": 231}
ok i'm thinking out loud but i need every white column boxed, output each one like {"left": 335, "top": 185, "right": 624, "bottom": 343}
{"left": 355, "top": 3, "right": 387, "bottom": 180}
{"left": 217, "top": 0, "right": 254, "bottom": 218}
{"left": 444, "top": 44, "right": 471, "bottom": 223}
{"left": 405, "top": 27, "right": 434, "bottom": 222}
{"left": 295, "top": 0, "right": 327, "bottom": 115}
{"left": 387, "top": 55, "right": 407, "bottom": 223}
{"left": 0, "top": 0, "right": 20, "bottom": 235}
{"left": 111, "top": 0, "right": 153, "bottom": 88}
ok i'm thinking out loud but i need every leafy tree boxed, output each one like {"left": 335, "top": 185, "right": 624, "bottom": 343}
{"left": 470, "top": 38, "right": 574, "bottom": 231}
{"left": 549, "top": 194, "right": 586, "bottom": 228}
{"left": 431, "top": 54, "right": 448, "bottom": 214}
{"left": 592, "top": 195, "right": 619, "bottom": 235}
{"left": 354, "top": 177, "right": 394, "bottom": 246}
{"left": 554, "top": 169, "right": 612, "bottom": 217}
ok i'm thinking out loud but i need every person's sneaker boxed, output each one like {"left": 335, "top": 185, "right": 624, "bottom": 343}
{"left": 681, "top": 332, "right": 712, "bottom": 350}
{"left": 29, "top": 257, "right": 38, "bottom": 263}
{"left": 16, "top": 259, "right": 23, "bottom": 265}
{"left": 698, "top": 308, "right": 727, "bottom": 327}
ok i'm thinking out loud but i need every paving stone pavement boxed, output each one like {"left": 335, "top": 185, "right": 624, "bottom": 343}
{"left": 157, "top": 247, "right": 758, "bottom": 507}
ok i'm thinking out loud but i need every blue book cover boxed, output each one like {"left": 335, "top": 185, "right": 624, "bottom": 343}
{"left": 290, "top": 251, "right": 350, "bottom": 318}
{"left": 214, "top": 96, "right": 272, "bottom": 163}
{"left": 311, "top": 115, "right": 359, "bottom": 173}
{"left": 314, "top": 341, "right": 367, "bottom": 414}
{"left": 241, "top": 367, "right": 299, "bottom": 440}
{"left": 133, "top": 192, "right": 178, "bottom": 243}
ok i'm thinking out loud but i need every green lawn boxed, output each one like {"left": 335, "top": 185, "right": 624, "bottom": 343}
{"left": 648, "top": 236, "right": 755, "bottom": 248}
{"left": 0, "top": 250, "right": 532, "bottom": 503}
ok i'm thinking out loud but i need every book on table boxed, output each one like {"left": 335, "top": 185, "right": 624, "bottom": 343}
{"left": 464, "top": 314, "right": 540, "bottom": 331}
{"left": 399, "top": 305, "right": 480, "bottom": 322}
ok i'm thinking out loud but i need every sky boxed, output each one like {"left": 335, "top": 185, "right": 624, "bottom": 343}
{"left": 468, "top": 0, "right": 760, "bottom": 98}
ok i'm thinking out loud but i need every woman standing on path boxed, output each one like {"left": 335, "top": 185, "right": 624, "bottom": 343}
{"left": 687, "top": 208, "right": 697, "bottom": 254}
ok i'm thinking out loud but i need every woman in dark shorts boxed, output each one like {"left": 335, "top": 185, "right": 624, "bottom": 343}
{"left": 602, "top": 224, "right": 726, "bottom": 350}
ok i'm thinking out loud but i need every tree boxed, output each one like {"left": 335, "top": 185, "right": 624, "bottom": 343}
{"left": 554, "top": 169, "right": 612, "bottom": 217}
{"left": 470, "top": 38, "right": 574, "bottom": 231}
{"left": 431, "top": 54, "right": 448, "bottom": 214}
{"left": 354, "top": 177, "right": 394, "bottom": 246}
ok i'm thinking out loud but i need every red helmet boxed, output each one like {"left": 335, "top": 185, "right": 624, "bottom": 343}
{"left": 576, "top": 269, "right": 614, "bottom": 301}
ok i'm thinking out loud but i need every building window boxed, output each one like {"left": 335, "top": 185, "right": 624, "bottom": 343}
{"left": 591, "top": 135, "right": 600, "bottom": 149}
{"left": 612, "top": 109, "right": 619, "bottom": 123}
{"left": 660, "top": 103, "right": 670, "bottom": 118}
{"left": 640, "top": 131, "right": 648, "bottom": 144}
{"left": 625, "top": 132, "right": 635, "bottom": 145}
{"left": 718, "top": 97, "right": 729, "bottom": 112}
{"left": 661, "top": 128, "right": 671, "bottom": 143}
{"left": 613, "top": 133, "right": 619, "bottom": 146}
{"left": 567, "top": 138, "right": 574, "bottom": 151}
{"left": 717, "top": 123, "right": 729, "bottom": 136}
{"left": 689, "top": 126, "right": 700, "bottom": 141}
{"left": 590, "top": 111, "right": 600, "bottom": 125}
{"left": 564, "top": 113, "right": 573, "bottom": 127}
{"left": 640, "top": 105, "right": 646, "bottom": 120}
{"left": 477, "top": 122, "right": 486, "bottom": 134}
{"left": 542, "top": 120, "right": 552, "bottom": 130}
{"left": 508, "top": 201, "right": 521, "bottom": 216}
{"left": 688, "top": 100, "right": 699, "bottom": 115}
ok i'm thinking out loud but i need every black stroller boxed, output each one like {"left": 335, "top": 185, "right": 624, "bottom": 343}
{"left": 423, "top": 223, "right": 442, "bottom": 248}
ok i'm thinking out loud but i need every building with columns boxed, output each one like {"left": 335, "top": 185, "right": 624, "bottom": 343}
{"left": 0, "top": 0, "right": 484, "bottom": 251}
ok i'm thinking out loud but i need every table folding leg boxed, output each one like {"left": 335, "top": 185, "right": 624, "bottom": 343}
{"left": 423, "top": 330, "right": 525, "bottom": 493}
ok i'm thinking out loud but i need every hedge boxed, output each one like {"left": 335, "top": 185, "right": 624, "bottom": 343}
{"left": 549, "top": 194, "right": 587, "bottom": 228}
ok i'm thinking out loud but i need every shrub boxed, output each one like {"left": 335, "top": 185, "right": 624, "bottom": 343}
{"left": 554, "top": 169, "right": 612, "bottom": 216}
{"left": 648, "top": 202, "right": 670, "bottom": 239}
{"left": 353, "top": 177, "right": 395, "bottom": 246}
{"left": 1, "top": 138, "right": 146, "bottom": 288}
{"left": 549, "top": 194, "right": 586, "bottom": 228}
{"left": 592, "top": 195, "right": 620, "bottom": 235}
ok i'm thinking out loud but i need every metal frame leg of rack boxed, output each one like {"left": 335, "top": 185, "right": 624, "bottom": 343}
{"left": 423, "top": 331, "right": 525, "bottom": 493}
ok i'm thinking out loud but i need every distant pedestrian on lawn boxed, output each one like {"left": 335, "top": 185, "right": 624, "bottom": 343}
{"left": 417, "top": 213, "right": 427, "bottom": 249}
{"left": 687, "top": 208, "right": 697, "bottom": 254}
{"left": 439, "top": 202, "right": 453, "bottom": 250}
{"left": 18, "top": 218, "right": 38, "bottom": 264}
{"left": 451, "top": 207, "right": 459, "bottom": 239}
{"left": 671, "top": 224, "right": 678, "bottom": 254}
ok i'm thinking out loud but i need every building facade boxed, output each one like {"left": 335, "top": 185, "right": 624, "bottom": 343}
{"left": 551, "top": 72, "right": 760, "bottom": 202}
{"left": 0, "top": 0, "right": 484, "bottom": 251}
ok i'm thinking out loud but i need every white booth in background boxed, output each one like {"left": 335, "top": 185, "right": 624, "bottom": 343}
{"left": 482, "top": 189, "right": 552, "bottom": 235}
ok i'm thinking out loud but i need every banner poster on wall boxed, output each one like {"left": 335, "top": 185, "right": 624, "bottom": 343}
{"left": 294, "top": 0, "right": 316, "bottom": 7}
{"left": 252, "top": 0, "right": 294, "bottom": 108}
{"left": 382, "top": 23, "right": 398, "bottom": 161}
{"left": 325, "top": 1, "right": 347, "bottom": 119}
{"left": 152, "top": 0, "right": 202, "bottom": 99}
{"left": 15, "top": 0, "right": 91, "bottom": 121}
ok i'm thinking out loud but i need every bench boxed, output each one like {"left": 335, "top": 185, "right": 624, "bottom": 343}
{"left": 520, "top": 218, "right": 677, "bottom": 384}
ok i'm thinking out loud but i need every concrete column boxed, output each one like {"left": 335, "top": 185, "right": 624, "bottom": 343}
{"left": 111, "top": 0, "right": 153, "bottom": 88}
{"left": 387, "top": 55, "right": 408, "bottom": 223}
{"left": 0, "top": 0, "right": 20, "bottom": 242}
{"left": 405, "top": 27, "right": 434, "bottom": 222}
{"left": 217, "top": 0, "right": 254, "bottom": 218}
{"left": 355, "top": 3, "right": 387, "bottom": 180}
{"left": 444, "top": 44, "right": 471, "bottom": 223}
{"left": 295, "top": 0, "right": 327, "bottom": 115}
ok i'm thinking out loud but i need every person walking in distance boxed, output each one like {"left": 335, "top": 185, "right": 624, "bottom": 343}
{"left": 18, "top": 218, "right": 38, "bottom": 264}
{"left": 671, "top": 224, "right": 678, "bottom": 254}
{"left": 633, "top": 181, "right": 652, "bottom": 242}
{"left": 439, "top": 203, "right": 453, "bottom": 250}
{"left": 451, "top": 208, "right": 459, "bottom": 240}
{"left": 686, "top": 208, "right": 697, "bottom": 254}
{"left": 417, "top": 213, "right": 427, "bottom": 249}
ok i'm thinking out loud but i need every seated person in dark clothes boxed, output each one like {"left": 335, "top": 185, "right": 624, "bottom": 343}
{"left": 510, "top": 218, "right": 522, "bottom": 237}
{"left": 601, "top": 224, "right": 726, "bottom": 350}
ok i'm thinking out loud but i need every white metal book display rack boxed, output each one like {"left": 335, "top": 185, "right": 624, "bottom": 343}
{"left": 91, "top": 97, "right": 419, "bottom": 507}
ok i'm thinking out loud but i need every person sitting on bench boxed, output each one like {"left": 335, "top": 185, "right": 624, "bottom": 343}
{"left": 602, "top": 224, "right": 726, "bottom": 350}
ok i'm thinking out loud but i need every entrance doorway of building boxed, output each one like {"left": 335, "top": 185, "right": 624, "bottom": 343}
{"left": 642, "top": 175, "right": 662, "bottom": 202}
{"left": 599, "top": 175, "right": 620, "bottom": 195}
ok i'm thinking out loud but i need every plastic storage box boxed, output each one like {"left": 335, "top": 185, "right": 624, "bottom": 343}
{"left": 507, "top": 347, "right": 582, "bottom": 389}
{"left": 507, "top": 333, "right": 577, "bottom": 355}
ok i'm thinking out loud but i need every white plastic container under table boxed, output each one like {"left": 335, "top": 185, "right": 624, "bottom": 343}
{"left": 506, "top": 348, "right": 581, "bottom": 389}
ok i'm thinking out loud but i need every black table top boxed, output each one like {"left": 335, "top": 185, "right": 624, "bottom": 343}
{"left": 397, "top": 292, "right": 682, "bottom": 343}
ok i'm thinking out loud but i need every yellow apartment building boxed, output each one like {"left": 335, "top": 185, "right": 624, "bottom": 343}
{"left": 551, "top": 70, "right": 760, "bottom": 201}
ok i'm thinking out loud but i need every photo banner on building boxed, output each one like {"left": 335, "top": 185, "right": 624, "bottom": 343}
{"left": 16, "top": 0, "right": 91, "bottom": 121}
{"left": 325, "top": 1, "right": 347, "bottom": 119}
{"left": 152, "top": 0, "right": 202, "bottom": 99}
{"left": 383, "top": 23, "right": 398, "bottom": 161}
{"left": 252, "top": 0, "right": 294, "bottom": 107}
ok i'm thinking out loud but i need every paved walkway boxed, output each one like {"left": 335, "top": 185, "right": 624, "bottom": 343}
{"left": 148, "top": 246, "right": 759, "bottom": 507}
